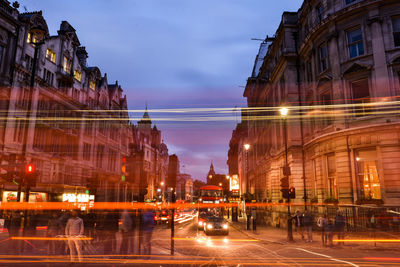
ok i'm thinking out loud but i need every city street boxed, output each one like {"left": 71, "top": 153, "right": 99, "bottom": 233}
{"left": 1, "top": 216, "right": 399, "bottom": 266}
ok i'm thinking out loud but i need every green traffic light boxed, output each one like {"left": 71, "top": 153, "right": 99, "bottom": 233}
{"left": 121, "top": 175, "right": 126, "bottom": 182}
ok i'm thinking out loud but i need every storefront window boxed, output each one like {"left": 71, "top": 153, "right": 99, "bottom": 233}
{"left": 356, "top": 149, "right": 381, "bottom": 199}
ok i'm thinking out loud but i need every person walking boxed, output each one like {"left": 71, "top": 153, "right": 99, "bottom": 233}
{"left": 293, "top": 210, "right": 304, "bottom": 240}
{"left": 8, "top": 211, "right": 22, "bottom": 254}
{"left": 317, "top": 214, "right": 328, "bottom": 246}
{"left": 65, "top": 210, "right": 84, "bottom": 262}
{"left": 326, "top": 219, "right": 334, "bottom": 247}
{"left": 47, "top": 212, "right": 62, "bottom": 255}
{"left": 120, "top": 209, "right": 132, "bottom": 255}
{"left": 303, "top": 210, "right": 313, "bottom": 242}
{"left": 142, "top": 210, "right": 155, "bottom": 255}
{"left": 334, "top": 211, "right": 345, "bottom": 246}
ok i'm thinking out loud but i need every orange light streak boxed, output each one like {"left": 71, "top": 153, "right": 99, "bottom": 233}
{"left": 173, "top": 237, "right": 259, "bottom": 242}
{"left": 11, "top": 237, "right": 93, "bottom": 241}
{"left": 334, "top": 239, "right": 400, "bottom": 243}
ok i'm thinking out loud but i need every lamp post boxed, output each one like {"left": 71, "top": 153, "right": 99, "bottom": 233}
{"left": 280, "top": 107, "right": 293, "bottom": 241}
{"left": 244, "top": 143, "right": 250, "bottom": 230}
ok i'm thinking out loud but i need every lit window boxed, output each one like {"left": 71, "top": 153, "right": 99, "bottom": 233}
{"left": 347, "top": 28, "right": 364, "bottom": 58}
{"left": 74, "top": 69, "right": 82, "bottom": 82}
{"left": 356, "top": 150, "right": 381, "bottom": 200}
{"left": 327, "top": 154, "right": 337, "bottom": 199}
{"left": 27, "top": 32, "right": 39, "bottom": 44}
{"left": 392, "top": 18, "right": 400, "bottom": 47}
{"left": 90, "top": 80, "right": 96, "bottom": 90}
{"left": 63, "top": 56, "right": 71, "bottom": 73}
{"left": 319, "top": 44, "right": 328, "bottom": 72}
{"left": 46, "top": 49, "right": 56, "bottom": 63}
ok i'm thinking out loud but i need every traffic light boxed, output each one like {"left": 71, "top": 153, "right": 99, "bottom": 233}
{"left": 289, "top": 187, "right": 296, "bottom": 199}
{"left": 121, "top": 156, "right": 127, "bottom": 182}
{"left": 280, "top": 177, "right": 289, "bottom": 190}
{"left": 281, "top": 189, "right": 289, "bottom": 199}
{"left": 25, "top": 163, "right": 38, "bottom": 187}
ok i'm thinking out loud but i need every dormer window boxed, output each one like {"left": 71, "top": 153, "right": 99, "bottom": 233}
{"left": 90, "top": 80, "right": 96, "bottom": 90}
{"left": 46, "top": 49, "right": 56, "bottom": 63}
{"left": 316, "top": 3, "right": 323, "bottom": 23}
{"left": 74, "top": 69, "right": 81, "bottom": 82}
{"left": 26, "top": 32, "right": 39, "bottom": 44}
{"left": 63, "top": 56, "right": 71, "bottom": 73}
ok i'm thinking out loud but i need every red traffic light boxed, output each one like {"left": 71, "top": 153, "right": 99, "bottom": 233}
{"left": 25, "top": 163, "right": 35, "bottom": 174}
{"left": 122, "top": 157, "right": 126, "bottom": 163}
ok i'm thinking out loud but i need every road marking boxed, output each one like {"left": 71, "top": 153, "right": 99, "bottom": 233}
{"left": 296, "top": 248, "right": 359, "bottom": 267}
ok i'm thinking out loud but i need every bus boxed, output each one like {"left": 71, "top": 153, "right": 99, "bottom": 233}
{"left": 197, "top": 185, "right": 224, "bottom": 229}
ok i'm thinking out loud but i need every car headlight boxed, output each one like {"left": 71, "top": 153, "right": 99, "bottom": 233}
{"left": 223, "top": 224, "right": 228, "bottom": 229}
{"left": 207, "top": 224, "right": 213, "bottom": 229}
{"left": 198, "top": 221, "right": 203, "bottom": 226}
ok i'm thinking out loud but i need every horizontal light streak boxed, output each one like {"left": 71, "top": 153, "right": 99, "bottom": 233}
{"left": 11, "top": 236, "right": 93, "bottom": 241}
{"left": 174, "top": 237, "right": 258, "bottom": 242}
{"left": 333, "top": 239, "right": 400, "bottom": 243}
{"left": 0, "top": 201, "right": 357, "bottom": 210}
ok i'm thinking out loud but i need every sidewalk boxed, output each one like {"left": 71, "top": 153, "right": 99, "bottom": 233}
{"left": 228, "top": 216, "right": 400, "bottom": 251}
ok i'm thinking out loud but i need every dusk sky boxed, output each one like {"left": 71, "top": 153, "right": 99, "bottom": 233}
{"left": 20, "top": 0, "right": 303, "bottom": 181}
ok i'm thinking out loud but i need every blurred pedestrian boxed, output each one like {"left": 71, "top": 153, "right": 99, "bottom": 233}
{"left": 326, "top": 219, "right": 334, "bottom": 247}
{"left": 65, "top": 210, "right": 84, "bottom": 262}
{"left": 47, "top": 212, "right": 62, "bottom": 255}
{"left": 98, "top": 211, "right": 119, "bottom": 254}
{"left": 120, "top": 210, "right": 132, "bottom": 255}
{"left": 8, "top": 211, "right": 22, "bottom": 254}
{"left": 318, "top": 214, "right": 328, "bottom": 246}
{"left": 252, "top": 208, "right": 257, "bottom": 232}
{"left": 334, "top": 211, "right": 345, "bottom": 245}
{"left": 293, "top": 210, "right": 304, "bottom": 240}
{"left": 303, "top": 210, "right": 313, "bottom": 242}
{"left": 142, "top": 210, "right": 155, "bottom": 255}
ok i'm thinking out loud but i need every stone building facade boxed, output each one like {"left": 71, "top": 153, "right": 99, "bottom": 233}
{"left": 0, "top": 2, "right": 132, "bottom": 203}
{"left": 228, "top": 0, "right": 400, "bottom": 222}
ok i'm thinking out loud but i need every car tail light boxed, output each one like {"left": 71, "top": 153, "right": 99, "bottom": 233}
{"left": 167, "top": 215, "right": 170, "bottom": 219}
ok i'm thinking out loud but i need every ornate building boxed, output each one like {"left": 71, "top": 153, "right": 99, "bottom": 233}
{"left": 0, "top": 1, "right": 132, "bottom": 203}
{"left": 228, "top": 0, "right": 400, "bottom": 226}
{"left": 128, "top": 108, "right": 169, "bottom": 201}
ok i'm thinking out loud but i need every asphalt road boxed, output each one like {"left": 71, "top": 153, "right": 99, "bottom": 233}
{"left": 0, "top": 218, "right": 399, "bottom": 266}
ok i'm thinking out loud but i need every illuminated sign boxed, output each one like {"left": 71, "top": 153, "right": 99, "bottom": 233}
{"left": 62, "top": 193, "right": 90, "bottom": 203}
{"left": 230, "top": 175, "right": 239, "bottom": 191}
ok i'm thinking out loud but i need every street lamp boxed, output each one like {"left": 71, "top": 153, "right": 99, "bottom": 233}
{"left": 244, "top": 143, "right": 251, "bottom": 230}
{"left": 280, "top": 107, "right": 293, "bottom": 241}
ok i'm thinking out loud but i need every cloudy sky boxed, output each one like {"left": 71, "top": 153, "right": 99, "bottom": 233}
{"left": 20, "top": 0, "right": 303, "bottom": 181}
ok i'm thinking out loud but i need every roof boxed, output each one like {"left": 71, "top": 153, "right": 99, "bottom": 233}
{"left": 199, "top": 185, "right": 222, "bottom": 191}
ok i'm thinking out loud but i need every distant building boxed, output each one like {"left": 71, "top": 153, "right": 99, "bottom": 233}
{"left": 176, "top": 173, "right": 193, "bottom": 201}
{"left": 206, "top": 162, "right": 228, "bottom": 196}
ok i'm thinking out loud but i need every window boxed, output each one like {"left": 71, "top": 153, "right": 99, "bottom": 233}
{"left": 83, "top": 143, "right": 91, "bottom": 161}
{"left": 319, "top": 87, "right": 333, "bottom": 126}
{"left": 306, "top": 60, "right": 313, "bottom": 83}
{"left": 392, "top": 18, "right": 400, "bottom": 47}
{"left": 63, "top": 56, "right": 71, "bottom": 73}
{"left": 345, "top": 0, "right": 357, "bottom": 5}
{"left": 74, "top": 69, "right": 81, "bottom": 82}
{"left": 319, "top": 44, "right": 328, "bottom": 72}
{"left": 316, "top": 3, "right": 323, "bottom": 23}
{"left": 46, "top": 49, "right": 56, "bottom": 63}
{"left": 108, "top": 149, "right": 117, "bottom": 171}
{"left": 351, "top": 79, "right": 370, "bottom": 116}
{"left": 26, "top": 32, "right": 39, "bottom": 44}
{"left": 43, "top": 68, "right": 54, "bottom": 86}
{"left": 347, "top": 28, "right": 364, "bottom": 58}
{"left": 25, "top": 54, "right": 33, "bottom": 71}
{"left": 96, "top": 144, "right": 105, "bottom": 168}
{"left": 356, "top": 149, "right": 381, "bottom": 199}
{"left": 90, "top": 80, "right": 96, "bottom": 90}
{"left": 0, "top": 46, "right": 3, "bottom": 69}
{"left": 326, "top": 154, "right": 338, "bottom": 199}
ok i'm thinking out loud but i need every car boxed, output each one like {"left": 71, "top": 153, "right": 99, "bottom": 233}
{"left": 203, "top": 216, "right": 229, "bottom": 236}
{"left": 155, "top": 210, "right": 170, "bottom": 224}
{"left": 197, "top": 211, "right": 212, "bottom": 230}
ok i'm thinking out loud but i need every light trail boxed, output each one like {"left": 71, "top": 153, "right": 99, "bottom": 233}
{"left": 173, "top": 237, "right": 259, "bottom": 242}
{"left": 333, "top": 239, "right": 400, "bottom": 243}
{"left": 11, "top": 236, "right": 93, "bottom": 241}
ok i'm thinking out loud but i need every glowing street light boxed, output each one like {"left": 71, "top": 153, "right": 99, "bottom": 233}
{"left": 226, "top": 175, "right": 230, "bottom": 180}
{"left": 244, "top": 144, "right": 250, "bottom": 151}
{"left": 280, "top": 107, "right": 289, "bottom": 117}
